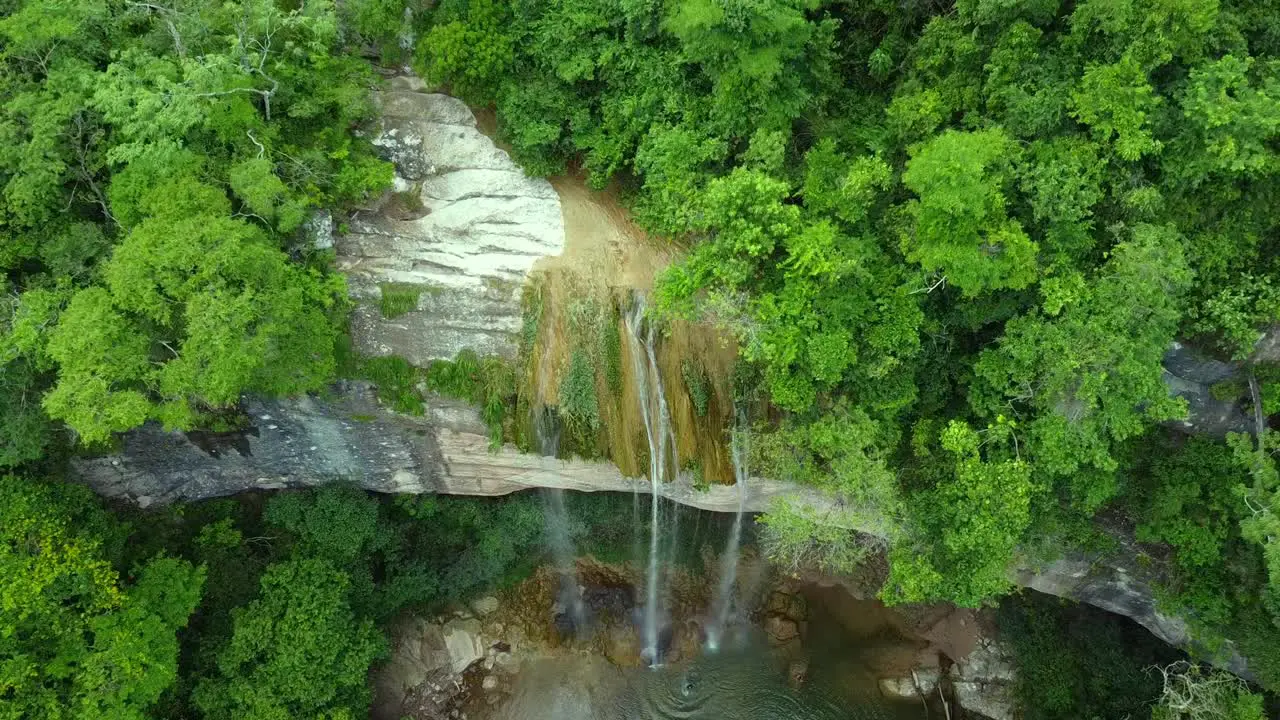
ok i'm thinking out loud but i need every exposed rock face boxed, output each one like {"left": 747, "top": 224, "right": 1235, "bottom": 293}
{"left": 339, "top": 74, "right": 565, "bottom": 364}
{"left": 949, "top": 638, "right": 1018, "bottom": 720}
{"left": 1013, "top": 545, "right": 1250, "bottom": 678}
{"left": 72, "top": 383, "right": 828, "bottom": 514}
{"left": 1163, "top": 341, "right": 1254, "bottom": 435}
{"left": 69, "top": 382, "right": 1253, "bottom": 680}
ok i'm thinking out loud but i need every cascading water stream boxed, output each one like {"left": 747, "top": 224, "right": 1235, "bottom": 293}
{"left": 542, "top": 486, "right": 586, "bottom": 632}
{"left": 705, "top": 413, "right": 749, "bottom": 652}
{"left": 624, "top": 294, "right": 678, "bottom": 665}
{"left": 532, "top": 374, "right": 585, "bottom": 632}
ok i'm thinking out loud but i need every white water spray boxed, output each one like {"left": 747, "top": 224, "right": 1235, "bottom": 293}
{"left": 705, "top": 418, "right": 749, "bottom": 652}
{"left": 543, "top": 486, "right": 586, "bottom": 632}
{"left": 532, "top": 377, "right": 585, "bottom": 633}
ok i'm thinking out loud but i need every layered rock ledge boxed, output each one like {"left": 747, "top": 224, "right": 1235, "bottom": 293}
{"left": 339, "top": 75, "right": 565, "bottom": 364}
{"left": 70, "top": 382, "right": 1249, "bottom": 679}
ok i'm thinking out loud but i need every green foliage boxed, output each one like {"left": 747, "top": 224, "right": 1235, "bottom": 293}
{"left": 0, "top": 475, "right": 204, "bottom": 718}
{"left": 1190, "top": 275, "right": 1280, "bottom": 358}
{"left": 559, "top": 350, "right": 601, "bottom": 450}
{"left": 972, "top": 226, "right": 1193, "bottom": 511}
{"left": 681, "top": 359, "right": 710, "bottom": 417}
{"left": 192, "top": 558, "right": 387, "bottom": 720}
{"left": 901, "top": 128, "right": 1038, "bottom": 296}
{"left": 1071, "top": 55, "right": 1164, "bottom": 161}
{"left": 752, "top": 407, "right": 903, "bottom": 540}
{"left": 602, "top": 309, "right": 624, "bottom": 399}
{"left": 1133, "top": 437, "right": 1245, "bottom": 575}
{"left": 757, "top": 498, "right": 875, "bottom": 576}
{"left": 997, "top": 593, "right": 1178, "bottom": 720}
{"left": 418, "top": 0, "right": 514, "bottom": 102}
{"left": 391, "top": 493, "right": 546, "bottom": 595}
{"left": 0, "top": 0, "right": 392, "bottom": 454}
{"left": 265, "top": 486, "right": 388, "bottom": 569}
{"left": 885, "top": 420, "right": 1033, "bottom": 607}
{"left": 379, "top": 282, "right": 424, "bottom": 319}
{"left": 358, "top": 354, "right": 425, "bottom": 415}
{"left": 423, "top": 349, "right": 517, "bottom": 445}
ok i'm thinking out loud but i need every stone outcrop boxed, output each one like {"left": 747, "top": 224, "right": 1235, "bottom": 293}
{"left": 73, "top": 383, "right": 828, "bottom": 514}
{"left": 339, "top": 74, "right": 565, "bottom": 364}
{"left": 948, "top": 638, "right": 1018, "bottom": 720}
{"left": 1163, "top": 341, "right": 1254, "bottom": 435}
{"left": 1164, "top": 324, "right": 1279, "bottom": 436}
{"left": 69, "top": 381, "right": 1253, "bottom": 681}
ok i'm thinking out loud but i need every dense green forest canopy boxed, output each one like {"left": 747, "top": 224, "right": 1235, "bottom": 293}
{"left": 413, "top": 0, "right": 1280, "bottom": 689}
{"left": 3, "top": 0, "right": 1280, "bottom": 716}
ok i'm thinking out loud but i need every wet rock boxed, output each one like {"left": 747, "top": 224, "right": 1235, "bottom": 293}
{"left": 878, "top": 668, "right": 941, "bottom": 701}
{"left": 764, "top": 588, "right": 808, "bottom": 623}
{"left": 787, "top": 659, "right": 809, "bottom": 689}
{"left": 602, "top": 623, "right": 642, "bottom": 667}
{"left": 471, "top": 596, "right": 500, "bottom": 617}
{"left": 442, "top": 618, "right": 485, "bottom": 674}
{"left": 949, "top": 638, "right": 1017, "bottom": 720}
{"left": 482, "top": 675, "right": 499, "bottom": 691}
{"left": 764, "top": 616, "right": 800, "bottom": 644}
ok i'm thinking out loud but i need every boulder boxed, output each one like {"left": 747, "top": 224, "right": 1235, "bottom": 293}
{"left": 442, "top": 617, "right": 486, "bottom": 674}
{"left": 949, "top": 638, "right": 1018, "bottom": 720}
{"left": 764, "top": 615, "right": 800, "bottom": 644}
{"left": 878, "top": 668, "right": 940, "bottom": 701}
{"left": 471, "top": 595, "right": 500, "bottom": 618}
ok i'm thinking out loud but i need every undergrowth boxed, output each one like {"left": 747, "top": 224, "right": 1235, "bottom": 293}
{"left": 360, "top": 355, "right": 424, "bottom": 415}
{"left": 424, "top": 349, "right": 517, "bottom": 447}
{"left": 378, "top": 282, "right": 424, "bottom": 319}
{"left": 682, "top": 359, "right": 710, "bottom": 417}
{"left": 559, "top": 350, "right": 601, "bottom": 453}
{"left": 338, "top": 337, "right": 517, "bottom": 443}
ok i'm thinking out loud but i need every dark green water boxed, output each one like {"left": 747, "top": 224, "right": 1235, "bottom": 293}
{"left": 494, "top": 645, "right": 921, "bottom": 720}
{"left": 616, "top": 649, "right": 905, "bottom": 720}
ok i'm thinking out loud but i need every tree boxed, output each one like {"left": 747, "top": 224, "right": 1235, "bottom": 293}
{"left": 1170, "top": 54, "right": 1280, "bottom": 187}
{"left": 664, "top": 0, "right": 830, "bottom": 136}
{"left": 0, "top": 475, "right": 204, "bottom": 719}
{"left": 900, "top": 128, "right": 1039, "bottom": 296}
{"left": 193, "top": 558, "right": 387, "bottom": 720}
{"left": 1, "top": 0, "right": 390, "bottom": 454}
{"left": 972, "top": 225, "right": 1193, "bottom": 510}
{"left": 1071, "top": 55, "right": 1164, "bottom": 161}
{"left": 42, "top": 178, "right": 343, "bottom": 444}
{"left": 883, "top": 420, "right": 1033, "bottom": 606}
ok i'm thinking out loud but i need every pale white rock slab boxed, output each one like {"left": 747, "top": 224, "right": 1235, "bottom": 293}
{"left": 339, "top": 79, "right": 565, "bottom": 365}
{"left": 442, "top": 617, "right": 487, "bottom": 674}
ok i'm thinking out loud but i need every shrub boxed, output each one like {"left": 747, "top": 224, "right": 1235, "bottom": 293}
{"left": 682, "top": 359, "right": 711, "bottom": 417}
{"left": 559, "top": 350, "right": 600, "bottom": 452}
{"left": 361, "top": 355, "right": 424, "bottom": 415}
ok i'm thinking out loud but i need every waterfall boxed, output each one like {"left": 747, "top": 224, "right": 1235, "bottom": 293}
{"left": 624, "top": 294, "right": 677, "bottom": 665}
{"left": 543, "top": 486, "right": 586, "bottom": 632}
{"left": 705, "top": 416, "right": 749, "bottom": 652}
{"left": 533, "top": 401, "right": 585, "bottom": 634}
